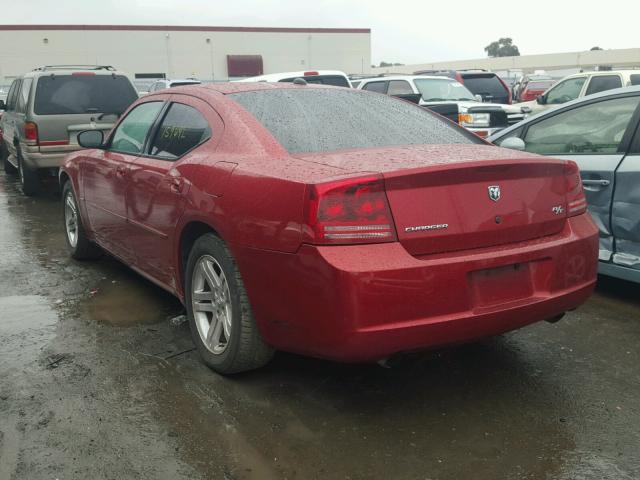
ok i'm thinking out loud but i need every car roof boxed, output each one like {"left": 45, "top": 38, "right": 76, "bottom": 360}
{"left": 565, "top": 69, "right": 640, "bottom": 79}
{"left": 236, "top": 70, "right": 349, "bottom": 82}
{"left": 359, "top": 75, "right": 461, "bottom": 83}
{"left": 153, "top": 81, "right": 344, "bottom": 96}
{"left": 22, "top": 66, "right": 126, "bottom": 78}
{"left": 488, "top": 85, "right": 640, "bottom": 141}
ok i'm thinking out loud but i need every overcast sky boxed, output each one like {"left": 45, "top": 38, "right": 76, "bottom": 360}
{"left": 2, "top": 0, "right": 639, "bottom": 64}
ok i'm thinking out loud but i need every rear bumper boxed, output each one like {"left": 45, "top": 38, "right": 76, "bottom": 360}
{"left": 23, "top": 145, "right": 80, "bottom": 169}
{"left": 238, "top": 213, "right": 598, "bottom": 362}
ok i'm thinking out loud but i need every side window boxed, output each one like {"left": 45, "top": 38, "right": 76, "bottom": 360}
{"left": 6, "top": 79, "right": 21, "bottom": 111}
{"left": 631, "top": 74, "right": 640, "bottom": 86}
{"left": 110, "top": 101, "right": 164, "bottom": 154}
{"left": 494, "top": 126, "right": 524, "bottom": 146}
{"left": 16, "top": 78, "right": 33, "bottom": 114}
{"left": 523, "top": 96, "right": 640, "bottom": 155}
{"left": 362, "top": 81, "right": 388, "bottom": 94}
{"left": 149, "top": 103, "right": 211, "bottom": 160}
{"left": 545, "top": 77, "right": 587, "bottom": 104}
{"left": 387, "top": 80, "right": 414, "bottom": 95}
{"left": 585, "top": 75, "right": 623, "bottom": 96}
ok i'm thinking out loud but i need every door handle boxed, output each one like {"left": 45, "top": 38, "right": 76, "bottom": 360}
{"left": 582, "top": 179, "right": 610, "bottom": 186}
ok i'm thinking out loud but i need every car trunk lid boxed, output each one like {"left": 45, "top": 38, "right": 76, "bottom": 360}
{"left": 296, "top": 144, "right": 569, "bottom": 256}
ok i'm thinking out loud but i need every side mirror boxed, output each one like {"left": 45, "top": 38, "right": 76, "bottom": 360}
{"left": 0, "top": 99, "right": 5, "bottom": 110}
{"left": 77, "top": 130, "right": 104, "bottom": 149}
{"left": 474, "top": 94, "right": 483, "bottom": 102}
{"left": 536, "top": 94, "right": 547, "bottom": 105}
{"left": 499, "top": 136, "right": 526, "bottom": 151}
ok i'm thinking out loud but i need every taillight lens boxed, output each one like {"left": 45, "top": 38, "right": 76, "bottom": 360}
{"left": 565, "top": 161, "right": 587, "bottom": 216}
{"left": 304, "top": 175, "right": 397, "bottom": 245}
{"left": 24, "top": 122, "right": 38, "bottom": 143}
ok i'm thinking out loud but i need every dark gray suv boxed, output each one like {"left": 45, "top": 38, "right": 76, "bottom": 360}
{"left": 0, "top": 65, "right": 138, "bottom": 195}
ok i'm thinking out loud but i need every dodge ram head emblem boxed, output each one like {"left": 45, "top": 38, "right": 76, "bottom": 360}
{"left": 488, "top": 185, "right": 501, "bottom": 202}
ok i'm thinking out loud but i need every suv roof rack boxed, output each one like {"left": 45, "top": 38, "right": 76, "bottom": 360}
{"left": 33, "top": 65, "right": 116, "bottom": 72}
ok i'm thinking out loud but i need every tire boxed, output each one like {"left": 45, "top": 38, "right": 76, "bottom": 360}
{"left": 62, "top": 181, "right": 102, "bottom": 260}
{"left": 185, "top": 233, "right": 274, "bottom": 374}
{"left": 17, "top": 151, "right": 40, "bottom": 196}
{"left": 1, "top": 144, "right": 16, "bottom": 174}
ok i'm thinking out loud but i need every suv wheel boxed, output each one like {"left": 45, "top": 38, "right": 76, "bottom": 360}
{"left": 18, "top": 152, "right": 40, "bottom": 196}
{"left": 62, "top": 181, "right": 101, "bottom": 260}
{"left": 185, "top": 233, "right": 274, "bottom": 374}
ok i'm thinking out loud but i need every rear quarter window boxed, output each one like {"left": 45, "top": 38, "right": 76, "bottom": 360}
{"left": 34, "top": 75, "right": 138, "bottom": 115}
{"left": 228, "top": 88, "right": 481, "bottom": 154}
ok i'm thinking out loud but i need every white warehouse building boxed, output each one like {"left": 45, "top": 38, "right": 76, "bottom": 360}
{"left": 0, "top": 24, "right": 372, "bottom": 84}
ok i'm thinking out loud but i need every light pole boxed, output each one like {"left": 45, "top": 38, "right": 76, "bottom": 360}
{"left": 206, "top": 38, "right": 214, "bottom": 81}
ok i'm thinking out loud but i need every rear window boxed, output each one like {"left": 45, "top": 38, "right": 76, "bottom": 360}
{"left": 279, "top": 75, "right": 350, "bottom": 87}
{"left": 34, "top": 75, "right": 138, "bottom": 115}
{"left": 461, "top": 74, "right": 508, "bottom": 101}
{"left": 228, "top": 88, "right": 480, "bottom": 154}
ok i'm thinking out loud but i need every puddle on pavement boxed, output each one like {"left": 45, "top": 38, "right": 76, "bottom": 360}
{"left": 83, "top": 275, "right": 183, "bottom": 327}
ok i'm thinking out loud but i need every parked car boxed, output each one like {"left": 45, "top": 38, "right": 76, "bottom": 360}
{"left": 148, "top": 78, "right": 202, "bottom": 92}
{"left": 518, "top": 79, "right": 555, "bottom": 102}
{"left": 414, "top": 69, "right": 512, "bottom": 104}
{"left": 0, "top": 65, "right": 139, "bottom": 195}
{"left": 489, "top": 86, "right": 640, "bottom": 283}
{"left": 356, "top": 75, "right": 527, "bottom": 137}
{"left": 236, "top": 70, "right": 352, "bottom": 87}
{"left": 60, "top": 82, "right": 597, "bottom": 374}
{"left": 516, "top": 70, "right": 640, "bottom": 114}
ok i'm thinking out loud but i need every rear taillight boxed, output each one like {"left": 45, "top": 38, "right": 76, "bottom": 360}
{"left": 565, "top": 161, "right": 587, "bottom": 216}
{"left": 24, "top": 122, "right": 38, "bottom": 144}
{"left": 303, "top": 175, "right": 397, "bottom": 245}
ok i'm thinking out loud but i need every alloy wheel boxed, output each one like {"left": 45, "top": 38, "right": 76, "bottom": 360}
{"left": 191, "top": 255, "right": 233, "bottom": 355}
{"left": 64, "top": 191, "right": 79, "bottom": 248}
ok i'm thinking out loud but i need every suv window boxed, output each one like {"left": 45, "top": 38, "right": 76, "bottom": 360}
{"left": 523, "top": 96, "right": 640, "bottom": 155}
{"left": 362, "top": 81, "right": 387, "bottom": 93}
{"left": 6, "top": 79, "right": 20, "bottom": 111}
{"left": 34, "top": 75, "right": 138, "bottom": 115}
{"left": 110, "top": 101, "right": 164, "bottom": 154}
{"left": 16, "top": 78, "right": 33, "bottom": 114}
{"left": 460, "top": 74, "right": 508, "bottom": 103}
{"left": 149, "top": 103, "right": 211, "bottom": 160}
{"left": 229, "top": 89, "right": 481, "bottom": 154}
{"left": 631, "top": 74, "right": 640, "bottom": 86}
{"left": 546, "top": 77, "right": 587, "bottom": 104}
{"left": 585, "top": 75, "right": 623, "bottom": 96}
{"left": 387, "top": 80, "right": 413, "bottom": 95}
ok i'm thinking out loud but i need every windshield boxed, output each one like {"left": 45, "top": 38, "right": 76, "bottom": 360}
{"left": 229, "top": 88, "right": 480, "bottom": 154}
{"left": 413, "top": 78, "right": 475, "bottom": 101}
{"left": 34, "top": 75, "right": 138, "bottom": 115}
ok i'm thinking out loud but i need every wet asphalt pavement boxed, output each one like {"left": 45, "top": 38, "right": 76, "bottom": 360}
{"left": 0, "top": 171, "right": 639, "bottom": 480}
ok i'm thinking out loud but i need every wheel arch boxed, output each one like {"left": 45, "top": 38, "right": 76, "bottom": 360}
{"left": 176, "top": 220, "right": 223, "bottom": 297}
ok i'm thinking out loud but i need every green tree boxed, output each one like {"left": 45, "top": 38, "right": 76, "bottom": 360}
{"left": 484, "top": 38, "right": 520, "bottom": 57}
{"left": 590, "top": 46, "right": 603, "bottom": 51}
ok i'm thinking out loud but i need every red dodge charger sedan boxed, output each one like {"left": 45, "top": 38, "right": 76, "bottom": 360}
{"left": 60, "top": 82, "right": 598, "bottom": 374}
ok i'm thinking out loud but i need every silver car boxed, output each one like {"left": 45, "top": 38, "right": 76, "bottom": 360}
{"left": 489, "top": 86, "right": 640, "bottom": 283}
{"left": 0, "top": 65, "right": 138, "bottom": 195}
